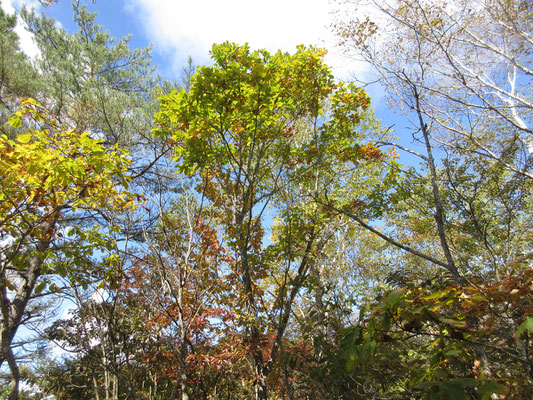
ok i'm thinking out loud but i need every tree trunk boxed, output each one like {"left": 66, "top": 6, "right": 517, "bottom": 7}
{"left": 413, "top": 86, "right": 463, "bottom": 286}
{"left": 0, "top": 218, "right": 55, "bottom": 399}
{"left": 411, "top": 85, "right": 497, "bottom": 377}
{"left": 179, "top": 327, "right": 189, "bottom": 400}
{"left": 5, "top": 342, "right": 19, "bottom": 400}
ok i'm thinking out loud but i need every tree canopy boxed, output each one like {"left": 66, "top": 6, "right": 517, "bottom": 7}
{"left": 0, "top": 1, "right": 531, "bottom": 399}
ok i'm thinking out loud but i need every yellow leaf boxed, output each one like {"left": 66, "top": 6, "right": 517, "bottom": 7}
{"left": 17, "top": 133, "right": 32, "bottom": 143}
{"left": 8, "top": 116, "right": 22, "bottom": 128}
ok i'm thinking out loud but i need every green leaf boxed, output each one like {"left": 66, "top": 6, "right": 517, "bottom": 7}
{"left": 386, "top": 289, "right": 403, "bottom": 305}
{"left": 443, "top": 349, "right": 462, "bottom": 358}
{"left": 35, "top": 281, "right": 46, "bottom": 295}
{"left": 437, "top": 316, "right": 466, "bottom": 328}
{"left": 414, "top": 381, "right": 438, "bottom": 390}
{"left": 375, "top": 289, "right": 404, "bottom": 311}
{"left": 439, "top": 381, "right": 466, "bottom": 400}
{"left": 434, "top": 369, "right": 448, "bottom": 379}
{"left": 478, "top": 381, "right": 508, "bottom": 400}
{"left": 55, "top": 263, "right": 67, "bottom": 278}
{"left": 5, "top": 279, "right": 15, "bottom": 291}
{"left": 422, "top": 286, "right": 454, "bottom": 300}
{"left": 516, "top": 316, "right": 533, "bottom": 337}
{"left": 450, "top": 378, "right": 477, "bottom": 388}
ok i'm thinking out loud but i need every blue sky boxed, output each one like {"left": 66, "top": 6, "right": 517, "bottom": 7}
{"left": 2, "top": 0, "right": 404, "bottom": 137}
{"left": 3, "top": 0, "right": 367, "bottom": 79}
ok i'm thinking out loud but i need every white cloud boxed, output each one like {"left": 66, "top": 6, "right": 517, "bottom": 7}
{"left": 125, "top": 0, "right": 364, "bottom": 79}
{"left": 90, "top": 287, "right": 109, "bottom": 303}
{"left": 1, "top": 0, "right": 41, "bottom": 58}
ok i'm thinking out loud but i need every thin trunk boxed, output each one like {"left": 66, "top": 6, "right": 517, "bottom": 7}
{"left": 243, "top": 272, "right": 269, "bottom": 400}
{"left": 103, "top": 345, "right": 110, "bottom": 400}
{"left": 178, "top": 291, "right": 189, "bottom": 400}
{"left": 242, "top": 255, "right": 268, "bottom": 400}
{"left": 5, "top": 342, "right": 19, "bottom": 400}
{"left": 412, "top": 85, "right": 495, "bottom": 377}
{"left": 413, "top": 86, "right": 463, "bottom": 286}
{"left": 0, "top": 218, "right": 55, "bottom": 398}
{"left": 283, "top": 361, "right": 295, "bottom": 400}
{"left": 235, "top": 202, "right": 268, "bottom": 400}
{"left": 93, "top": 376, "right": 101, "bottom": 400}
{"left": 310, "top": 263, "right": 328, "bottom": 346}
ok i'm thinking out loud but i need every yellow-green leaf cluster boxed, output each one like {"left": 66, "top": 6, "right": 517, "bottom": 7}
{"left": 1, "top": 99, "right": 136, "bottom": 240}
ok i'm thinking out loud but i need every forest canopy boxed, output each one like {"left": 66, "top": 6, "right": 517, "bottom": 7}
{"left": 0, "top": 0, "right": 531, "bottom": 399}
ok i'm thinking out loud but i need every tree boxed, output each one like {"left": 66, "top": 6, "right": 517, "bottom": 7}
{"left": 2, "top": 4, "right": 178, "bottom": 389}
{"left": 126, "top": 190, "right": 235, "bottom": 400}
{"left": 20, "top": 2, "right": 163, "bottom": 163}
{"left": 0, "top": 4, "right": 42, "bottom": 138}
{"left": 154, "top": 42, "right": 394, "bottom": 399}
{"left": 335, "top": 0, "right": 532, "bottom": 173}
{"left": 0, "top": 5, "right": 187, "bottom": 398}
{"left": 328, "top": 0, "right": 533, "bottom": 397}
{"left": 330, "top": 269, "right": 533, "bottom": 399}
{"left": 38, "top": 189, "right": 243, "bottom": 400}
{"left": 331, "top": 0, "right": 533, "bottom": 284}
{"left": 41, "top": 292, "right": 158, "bottom": 400}
{"left": 0, "top": 98, "right": 136, "bottom": 399}
{"left": 19, "top": 0, "right": 181, "bottom": 261}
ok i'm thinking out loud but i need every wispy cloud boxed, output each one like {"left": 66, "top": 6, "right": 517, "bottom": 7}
{"left": 1, "top": 0, "right": 41, "bottom": 58}
{"left": 125, "top": 0, "right": 361, "bottom": 79}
